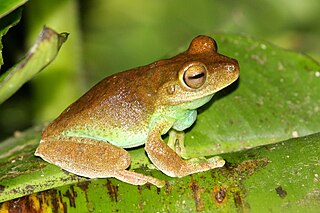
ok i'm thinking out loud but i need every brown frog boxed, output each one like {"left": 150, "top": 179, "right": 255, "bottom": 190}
{"left": 35, "top": 35, "right": 240, "bottom": 187}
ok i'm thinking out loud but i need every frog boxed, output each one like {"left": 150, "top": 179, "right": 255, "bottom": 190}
{"left": 35, "top": 35, "right": 240, "bottom": 188}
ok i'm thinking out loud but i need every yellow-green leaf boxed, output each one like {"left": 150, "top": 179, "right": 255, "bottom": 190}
{"left": 0, "top": 27, "right": 68, "bottom": 104}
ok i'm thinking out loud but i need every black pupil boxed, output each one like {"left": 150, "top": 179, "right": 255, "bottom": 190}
{"left": 188, "top": 72, "right": 205, "bottom": 79}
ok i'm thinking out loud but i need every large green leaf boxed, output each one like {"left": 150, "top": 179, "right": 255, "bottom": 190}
{"left": 0, "top": 34, "right": 319, "bottom": 211}
{"left": 0, "top": 27, "right": 69, "bottom": 104}
{"left": 0, "top": 129, "right": 319, "bottom": 212}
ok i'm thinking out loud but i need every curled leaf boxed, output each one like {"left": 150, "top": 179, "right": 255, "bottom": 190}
{"left": 0, "top": 26, "right": 68, "bottom": 104}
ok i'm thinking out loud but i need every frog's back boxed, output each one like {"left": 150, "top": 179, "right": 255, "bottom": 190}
{"left": 42, "top": 63, "right": 177, "bottom": 147}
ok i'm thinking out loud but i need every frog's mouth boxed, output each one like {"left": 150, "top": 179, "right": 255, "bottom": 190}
{"left": 177, "top": 93, "right": 215, "bottom": 110}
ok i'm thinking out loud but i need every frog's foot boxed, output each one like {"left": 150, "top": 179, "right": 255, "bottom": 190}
{"left": 145, "top": 129, "right": 225, "bottom": 178}
{"left": 173, "top": 155, "right": 225, "bottom": 177}
{"left": 35, "top": 137, "right": 165, "bottom": 187}
{"left": 187, "top": 156, "right": 225, "bottom": 168}
{"left": 114, "top": 170, "right": 165, "bottom": 188}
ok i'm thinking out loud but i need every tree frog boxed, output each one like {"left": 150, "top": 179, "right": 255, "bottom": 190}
{"left": 35, "top": 35, "right": 239, "bottom": 188}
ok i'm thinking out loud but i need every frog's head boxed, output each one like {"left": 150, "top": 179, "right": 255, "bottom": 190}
{"left": 158, "top": 35, "right": 240, "bottom": 109}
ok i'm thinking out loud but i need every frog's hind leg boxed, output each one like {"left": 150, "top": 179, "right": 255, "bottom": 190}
{"left": 35, "top": 137, "right": 165, "bottom": 187}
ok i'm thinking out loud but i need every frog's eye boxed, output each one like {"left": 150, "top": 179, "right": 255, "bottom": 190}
{"left": 182, "top": 63, "right": 207, "bottom": 89}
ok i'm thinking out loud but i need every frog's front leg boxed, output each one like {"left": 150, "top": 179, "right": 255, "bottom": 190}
{"left": 167, "top": 129, "right": 187, "bottom": 158}
{"left": 35, "top": 137, "right": 165, "bottom": 187}
{"left": 145, "top": 125, "right": 225, "bottom": 178}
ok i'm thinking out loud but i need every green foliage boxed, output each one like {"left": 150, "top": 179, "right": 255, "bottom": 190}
{"left": 25, "top": 0, "right": 83, "bottom": 122}
{"left": 0, "top": 0, "right": 26, "bottom": 19}
{"left": 0, "top": 7, "right": 21, "bottom": 70}
{"left": 0, "top": 27, "right": 69, "bottom": 104}
{"left": 0, "top": 126, "right": 319, "bottom": 212}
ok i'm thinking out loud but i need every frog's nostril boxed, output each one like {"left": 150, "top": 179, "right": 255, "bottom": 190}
{"left": 225, "top": 64, "right": 236, "bottom": 72}
{"left": 224, "top": 64, "right": 239, "bottom": 72}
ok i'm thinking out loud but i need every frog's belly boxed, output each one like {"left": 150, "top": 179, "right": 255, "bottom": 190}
{"left": 106, "top": 129, "right": 148, "bottom": 148}
{"left": 62, "top": 126, "right": 148, "bottom": 149}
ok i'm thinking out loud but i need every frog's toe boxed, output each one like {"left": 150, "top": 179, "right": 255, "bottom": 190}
{"left": 207, "top": 156, "right": 225, "bottom": 168}
{"left": 114, "top": 170, "right": 165, "bottom": 188}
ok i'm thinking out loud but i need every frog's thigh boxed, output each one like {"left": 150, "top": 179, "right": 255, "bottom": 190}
{"left": 36, "top": 138, "right": 165, "bottom": 187}
{"left": 36, "top": 138, "right": 131, "bottom": 177}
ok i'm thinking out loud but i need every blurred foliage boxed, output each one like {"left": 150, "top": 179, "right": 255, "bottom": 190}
{"left": 0, "top": 0, "right": 320, "bottom": 139}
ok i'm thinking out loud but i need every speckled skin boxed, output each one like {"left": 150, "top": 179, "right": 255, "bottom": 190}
{"left": 35, "top": 36, "right": 239, "bottom": 187}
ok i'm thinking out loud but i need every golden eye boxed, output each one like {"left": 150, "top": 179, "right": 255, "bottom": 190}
{"left": 182, "top": 64, "right": 207, "bottom": 89}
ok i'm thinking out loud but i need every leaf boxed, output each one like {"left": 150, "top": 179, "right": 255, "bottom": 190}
{"left": 1, "top": 129, "right": 319, "bottom": 212}
{"left": 0, "top": 8, "right": 22, "bottom": 70}
{"left": 0, "top": 27, "right": 69, "bottom": 104}
{"left": 0, "top": 0, "right": 27, "bottom": 72}
{"left": 0, "top": 127, "right": 86, "bottom": 203}
{"left": 0, "top": 0, "right": 27, "bottom": 19}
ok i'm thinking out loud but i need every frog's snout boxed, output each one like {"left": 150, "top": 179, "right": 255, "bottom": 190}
{"left": 221, "top": 58, "right": 240, "bottom": 78}
{"left": 224, "top": 63, "right": 238, "bottom": 73}
{"left": 220, "top": 60, "right": 240, "bottom": 87}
